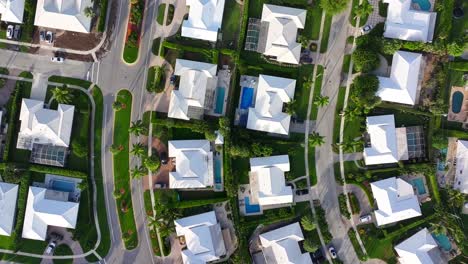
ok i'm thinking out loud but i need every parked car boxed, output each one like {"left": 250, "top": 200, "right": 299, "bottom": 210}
{"left": 6, "top": 25, "right": 13, "bottom": 39}
{"left": 361, "top": 25, "right": 372, "bottom": 34}
{"left": 170, "top": 75, "right": 176, "bottom": 85}
{"left": 51, "top": 56, "right": 64, "bottom": 62}
{"left": 45, "top": 31, "right": 54, "bottom": 43}
{"left": 39, "top": 31, "right": 45, "bottom": 42}
{"left": 159, "top": 151, "right": 168, "bottom": 165}
{"left": 328, "top": 246, "right": 337, "bottom": 259}
{"left": 45, "top": 242, "right": 56, "bottom": 255}
{"left": 359, "top": 214, "right": 372, "bottom": 223}
{"left": 13, "top": 25, "right": 21, "bottom": 40}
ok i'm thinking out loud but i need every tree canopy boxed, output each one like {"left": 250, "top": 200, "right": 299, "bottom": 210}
{"left": 320, "top": 0, "right": 350, "bottom": 15}
{"left": 352, "top": 49, "right": 380, "bottom": 73}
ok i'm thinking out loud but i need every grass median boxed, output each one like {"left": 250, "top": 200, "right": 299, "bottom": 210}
{"left": 112, "top": 89, "right": 138, "bottom": 249}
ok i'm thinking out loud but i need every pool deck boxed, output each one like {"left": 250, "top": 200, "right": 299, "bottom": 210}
{"left": 238, "top": 184, "right": 263, "bottom": 216}
{"left": 234, "top": 75, "right": 259, "bottom": 127}
{"left": 447, "top": 86, "right": 468, "bottom": 126}
{"left": 400, "top": 174, "right": 430, "bottom": 202}
{"left": 206, "top": 66, "right": 232, "bottom": 117}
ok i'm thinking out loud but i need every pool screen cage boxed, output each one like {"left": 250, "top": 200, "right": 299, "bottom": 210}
{"left": 245, "top": 18, "right": 260, "bottom": 51}
{"left": 406, "top": 126, "right": 425, "bottom": 159}
{"left": 30, "top": 143, "right": 68, "bottom": 167}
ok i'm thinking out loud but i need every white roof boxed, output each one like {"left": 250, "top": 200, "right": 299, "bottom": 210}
{"left": 247, "top": 75, "right": 296, "bottom": 135}
{"left": 260, "top": 222, "right": 312, "bottom": 264}
{"left": 22, "top": 186, "right": 79, "bottom": 240}
{"left": 377, "top": 51, "right": 422, "bottom": 105}
{"left": 249, "top": 155, "right": 293, "bottom": 206}
{"left": 0, "top": 0, "right": 25, "bottom": 23}
{"left": 454, "top": 140, "right": 468, "bottom": 194}
{"left": 0, "top": 182, "right": 19, "bottom": 236}
{"left": 364, "top": 115, "right": 400, "bottom": 165}
{"left": 182, "top": 0, "right": 225, "bottom": 42}
{"left": 383, "top": 0, "right": 436, "bottom": 43}
{"left": 168, "top": 140, "right": 214, "bottom": 189}
{"left": 260, "top": 4, "right": 306, "bottom": 64}
{"left": 18, "top": 99, "right": 74, "bottom": 150}
{"left": 168, "top": 59, "right": 218, "bottom": 120}
{"left": 371, "top": 177, "right": 421, "bottom": 226}
{"left": 174, "top": 211, "right": 226, "bottom": 264}
{"left": 395, "top": 228, "right": 444, "bottom": 264}
{"left": 34, "top": 0, "right": 92, "bottom": 33}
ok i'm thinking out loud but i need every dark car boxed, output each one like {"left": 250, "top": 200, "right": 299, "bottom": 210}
{"left": 39, "top": 31, "right": 45, "bottom": 42}
{"left": 159, "top": 151, "right": 168, "bottom": 165}
{"left": 312, "top": 248, "right": 325, "bottom": 263}
{"left": 295, "top": 189, "right": 309, "bottom": 195}
{"left": 48, "top": 232, "right": 63, "bottom": 242}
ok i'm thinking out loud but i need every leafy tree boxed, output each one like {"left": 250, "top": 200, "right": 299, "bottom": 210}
{"left": 297, "top": 35, "right": 310, "bottom": 48}
{"left": 352, "top": 49, "right": 379, "bottom": 72}
{"left": 52, "top": 85, "right": 73, "bottom": 104}
{"left": 84, "top": 6, "right": 96, "bottom": 18}
{"left": 112, "top": 100, "right": 124, "bottom": 111}
{"left": 218, "top": 117, "right": 231, "bottom": 137}
{"left": 77, "top": 181, "right": 88, "bottom": 191}
{"left": 251, "top": 143, "right": 273, "bottom": 157}
{"left": 303, "top": 238, "right": 319, "bottom": 252}
{"left": 110, "top": 144, "right": 124, "bottom": 154}
{"left": 130, "top": 166, "right": 146, "bottom": 179}
{"left": 320, "top": 0, "right": 350, "bottom": 15}
{"left": 429, "top": 222, "right": 446, "bottom": 235}
{"left": 229, "top": 144, "right": 250, "bottom": 158}
{"left": 71, "top": 140, "right": 88, "bottom": 157}
{"left": 431, "top": 130, "right": 447, "bottom": 150}
{"left": 313, "top": 95, "right": 329, "bottom": 107}
{"left": 446, "top": 189, "right": 465, "bottom": 209}
{"left": 128, "top": 120, "right": 147, "bottom": 136}
{"left": 143, "top": 155, "right": 160, "bottom": 171}
{"left": 285, "top": 99, "right": 296, "bottom": 115}
{"left": 204, "top": 130, "right": 217, "bottom": 141}
{"left": 354, "top": 0, "right": 373, "bottom": 19}
{"left": 130, "top": 142, "right": 146, "bottom": 157}
{"left": 309, "top": 132, "right": 325, "bottom": 147}
{"left": 301, "top": 215, "right": 316, "bottom": 231}
{"left": 350, "top": 74, "right": 380, "bottom": 110}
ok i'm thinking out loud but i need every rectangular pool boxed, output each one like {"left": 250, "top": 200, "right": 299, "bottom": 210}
{"left": 244, "top": 197, "right": 261, "bottom": 214}
{"left": 214, "top": 87, "right": 225, "bottom": 114}
{"left": 214, "top": 158, "right": 222, "bottom": 184}
{"left": 412, "top": 0, "right": 431, "bottom": 11}
{"left": 240, "top": 87, "right": 254, "bottom": 109}
{"left": 51, "top": 180, "right": 75, "bottom": 193}
{"left": 432, "top": 233, "right": 452, "bottom": 251}
{"left": 411, "top": 178, "right": 426, "bottom": 195}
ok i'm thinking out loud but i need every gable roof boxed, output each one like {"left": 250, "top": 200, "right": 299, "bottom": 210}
{"left": 168, "top": 59, "right": 218, "bottom": 120}
{"left": 168, "top": 140, "right": 214, "bottom": 189}
{"left": 395, "top": 228, "right": 444, "bottom": 264}
{"left": 260, "top": 222, "right": 312, "bottom": 264}
{"left": 260, "top": 4, "right": 306, "bottom": 64}
{"left": 371, "top": 177, "right": 421, "bottom": 226}
{"left": 18, "top": 99, "right": 74, "bottom": 150}
{"left": 383, "top": 0, "right": 436, "bottom": 43}
{"left": 249, "top": 155, "right": 293, "bottom": 206}
{"left": 247, "top": 74, "right": 296, "bottom": 135}
{"left": 182, "top": 0, "right": 225, "bottom": 42}
{"left": 174, "top": 211, "right": 226, "bottom": 263}
{"left": 34, "top": 0, "right": 92, "bottom": 33}
{"left": 22, "top": 186, "right": 79, "bottom": 240}
{"left": 454, "top": 140, "right": 468, "bottom": 194}
{"left": 364, "top": 115, "right": 400, "bottom": 165}
{"left": 0, "top": 182, "right": 19, "bottom": 236}
{"left": 377, "top": 51, "right": 422, "bottom": 105}
{"left": 0, "top": 0, "right": 25, "bottom": 23}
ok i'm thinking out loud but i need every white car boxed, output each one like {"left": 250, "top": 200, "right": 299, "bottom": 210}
{"left": 51, "top": 56, "right": 64, "bottom": 63}
{"left": 361, "top": 25, "right": 372, "bottom": 34}
{"left": 45, "top": 31, "right": 54, "bottom": 43}
{"left": 6, "top": 25, "right": 13, "bottom": 39}
{"left": 359, "top": 214, "right": 372, "bottom": 223}
{"left": 45, "top": 242, "right": 56, "bottom": 255}
{"left": 328, "top": 246, "right": 337, "bottom": 259}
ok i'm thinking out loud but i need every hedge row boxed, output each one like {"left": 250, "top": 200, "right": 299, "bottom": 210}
{"left": 449, "top": 61, "right": 468, "bottom": 71}
{"left": 11, "top": 175, "right": 29, "bottom": 251}
{"left": 315, "top": 205, "right": 332, "bottom": 243}
{"left": 3, "top": 81, "right": 25, "bottom": 162}
{"left": 348, "top": 229, "right": 368, "bottom": 261}
{"left": 29, "top": 164, "right": 87, "bottom": 179}
{"left": 348, "top": 192, "right": 361, "bottom": 214}
{"left": 175, "top": 197, "right": 228, "bottom": 209}
{"left": 153, "top": 116, "right": 216, "bottom": 134}
{"left": 162, "top": 41, "right": 219, "bottom": 64}
{"left": 338, "top": 193, "right": 351, "bottom": 219}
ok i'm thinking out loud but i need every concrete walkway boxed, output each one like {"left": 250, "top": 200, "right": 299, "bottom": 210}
{"left": 0, "top": 69, "right": 20, "bottom": 106}
{"left": 334, "top": 152, "right": 363, "bottom": 162}
{"left": 30, "top": 73, "right": 49, "bottom": 101}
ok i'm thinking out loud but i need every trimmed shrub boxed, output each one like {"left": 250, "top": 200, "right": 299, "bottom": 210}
{"left": 29, "top": 164, "right": 87, "bottom": 179}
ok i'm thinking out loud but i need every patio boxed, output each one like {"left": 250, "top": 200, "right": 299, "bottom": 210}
{"left": 447, "top": 86, "right": 468, "bottom": 127}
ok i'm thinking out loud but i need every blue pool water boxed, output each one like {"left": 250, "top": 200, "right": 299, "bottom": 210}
{"left": 437, "top": 161, "right": 445, "bottom": 171}
{"left": 214, "top": 87, "right": 225, "bottom": 114}
{"left": 411, "top": 178, "right": 426, "bottom": 195}
{"left": 51, "top": 180, "right": 75, "bottom": 193}
{"left": 451, "top": 91, "right": 464, "bottom": 114}
{"left": 214, "top": 158, "right": 222, "bottom": 184}
{"left": 244, "top": 197, "right": 261, "bottom": 214}
{"left": 432, "top": 233, "right": 452, "bottom": 251}
{"left": 240, "top": 87, "right": 254, "bottom": 109}
{"left": 412, "top": 0, "right": 431, "bottom": 11}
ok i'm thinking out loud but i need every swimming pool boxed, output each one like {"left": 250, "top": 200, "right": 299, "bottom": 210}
{"left": 214, "top": 87, "right": 225, "bottom": 114}
{"left": 412, "top": 0, "right": 431, "bottom": 11}
{"left": 244, "top": 197, "right": 261, "bottom": 214}
{"left": 214, "top": 158, "right": 222, "bottom": 184}
{"left": 432, "top": 233, "right": 452, "bottom": 251}
{"left": 451, "top": 91, "right": 463, "bottom": 114}
{"left": 411, "top": 178, "right": 426, "bottom": 195}
{"left": 240, "top": 87, "right": 254, "bottom": 109}
{"left": 51, "top": 180, "right": 75, "bottom": 193}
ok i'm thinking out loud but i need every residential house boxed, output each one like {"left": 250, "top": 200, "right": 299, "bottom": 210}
{"left": 454, "top": 140, "right": 468, "bottom": 194}
{"left": 395, "top": 228, "right": 445, "bottom": 264}
{"left": 0, "top": 0, "right": 24, "bottom": 23}
{"left": 0, "top": 182, "right": 19, "bottom": 236}
{"left": 182, "top": 0, "right": 225, "bottom": 42}
{"left": 34, "top": 0, "right": 93, "bottom": 33}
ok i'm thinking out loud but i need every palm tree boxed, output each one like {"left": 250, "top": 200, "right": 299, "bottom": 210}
{"left": 429, "top": 222, "right": 446, "bottom": 235}
{"left": 309, "top": 132, "right": 325, "bottom": 147}
{"left": 110, "top": 144, "right": 123, "bottom": 154}
{"left": 303, "top": 238, "right": 319, "bottom": 252}
{"left": 143, "top": 156, "right": 160, "bottom": 171}
{"left": 130, "top": 166, "right": 146, "bottom": 179}
{"left": 343, "top": 107, "right": 362, "bottom": 121}
{"left": 285, "top": 99, "right": 296, "bottom": 116}
{"left": 112, "top": 100, "right": 123, "bottom": 111}
{"left": 130, "top": 143, "right": 146, "bottom": 157}
{"left": 313, "top": 95, "right": 330, "bottom": 107}
{"left": 447, "top": 189, "right": 466, "bottom": 209}
{"left": 301, "top": 215, "right": 316, "bottom": 231}
{"left": 84, "top": 6, "right": 96, "bottom": 18}
{"left": 52, "top": 85, "right": 73, "bottom": 104}
{"left": 339, "top": 140, "right": 363, "bottom": 152}
{"left": 297, "top": 35, "right": 310, "bottom": 48}
{"left": 354, "top": 1, "right": 373, "bottom": 20}
{"left": 128, "top": 120, "right": 147, "bottom": 136}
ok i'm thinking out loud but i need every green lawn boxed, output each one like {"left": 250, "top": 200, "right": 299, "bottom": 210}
{"left": 19, "top": 71, "right": 33, "bottom": 78}
{"left": 53, "top": 244, "right": 73, "bottom": 264}
{"left": 220, "top": 0, "right": 241, "bottom": 49}
{"left": 320, "top": 14, "right": 333, "bottom": 53}
{"left": 98, "top": 0, "right": 109, "bottom": 32}
{"left": 450, "top": 1, "right": 468, "bottom": 41}
{"left": 303, "top": 6, "right": 323, "bottom": 40}
{"left": 156, "top": 4, "right": 166, "bottom": 25}
{"left": 294, "top": 65, "right": 314, "bottom": 120}
{"left": 350, "top": 0, "right": 370, "bottom": 27}
{"left": 123, "top": 45, "right": 139, "bottom": 64}
{"left": 152, "top": 38, "right": 161, "bottom": 56}
{"left": 309, "top": 147, "right": 317, "bottom": 185}
{"left": 310, "top": 65, "right": 325, "bottom": 120}
{"left": 112, "top": 89, "right": 138, "bottom": 249}
{"left": 333, "top": 87, "right": 346, "bottom": 144}
{"left": 166, "top": 4, "right": 175, "bottom": 25}
{"left": 342, "top": 54, "right": 352, "bottom": 73}
{"left": 143, "top": 191, "right": 164, "bottom": 256}
{"left": 48, "top": 76, "right": 92, "bottom": 88}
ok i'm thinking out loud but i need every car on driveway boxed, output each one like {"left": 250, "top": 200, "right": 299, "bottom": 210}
{"left": 51, "top": 56, "right": 64, "bottom": 63}
{"left": 45, "top": 31, "right": 54, "bottom": 43}
{"left": 359, "top": 214, "right": 372, "bottom": 223}
{"left": 13, "top": 25, "right": 21, "bottom": 40}
{"left": 45, "top": 242, "right": 56, "bottom": 255}
{"left": 159, "top": 151, "right": 168, "bottom": 165}
{"left": 361, "top": 25, "right": 372, "bottom": 34}
{"left": 328, "top": 246, "right": 337, "bottom": 259}
{"left": 6, "top": 25, "right": 13, "bottom": 39}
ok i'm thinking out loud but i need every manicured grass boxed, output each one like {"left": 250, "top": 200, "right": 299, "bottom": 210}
{"left": 143, "top": 191, "right": 163, "bottom": 256}
{"left": 123, "top": 45, "right": 139, "bottom": 64}
{"left": 320, "top": 14, "right": 333, "bottom": 53}
{"left": 294, "top": 65, "right": 314, "bottom": 120}
{"left": 333, "top": 87, "right": 346, "bottom": 144}
{"left": 342, "top": 54, "right": 351, "bottom": 73}
{"left": 156, "top": 4, "right": 166, "bottom": 25}
{"left": 112, "top": 89, "right": 138, "bottom": 249}
{"left": 310, "top": 65, "right": 325, "bottom": 120}
{"left": 309, "top": 147, "right": 317, "bottom": 185}
{"left": 53, "top": 244, "right": 73, "bottom": 264}
{"left": 152, "top": 38, "right": 161, "bottom": 56}
{"left": 19, "top": 71, "right": 33, "bottom": 79}
{"left": 166, "top": 4, "right": 175, "bottom": 25}
{"left": 48, "top": 76, "right": 92, "bottom": 88}
{"left": 220, "top": 0, "right": 241, "bottom": 49}
{"left": 98, "top": 0, "right": 110, "bottom": 32}
{"left": 303, "top": 6, "right": 323, "bottom": 40}
{"left": 450, "top": 1, "right": 468, "bottom": 41}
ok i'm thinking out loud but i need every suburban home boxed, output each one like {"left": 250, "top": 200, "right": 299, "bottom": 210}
{"left": 246, "top": 74, "right": 296, "bottom": 135}
{"left": 0, "top": 182, "right": 19, "bottom": 236}
{"left": 248, "top": 155, "right": 293, "bottom": 209}
{"left": 258, "top": 4, "right": 306, "bottom": 64}
{"left": 22, "top": 186, "right": 79, "bottom": 240}
{"left": 371, "top": 177, "right": 422, "bottom": 226}
{"left": 377, "top": 51, "right": 423, "bottom": 105}
{"left": 395, "top": 228, "right": 445, "bottom": 264}
{"left": 182, "top": 0, "right": 225, "bottom": 42}
{"left": 259, "top": 222, "right": 313, "bottom": 264}
{"left": 168, "top": 140, "right": 214, "bottom": 189}
{"left": 174, "top": 211, "right": 227, "bottom": 263}
{"left": 383, "top": 0, "right": 437, "bottom": 43}
{"left": 168, "top": 59, "right": 218, "bottom": 120}
{"left": 454, "top": 140, "right": 468, "bottom": 194}
{"left": 0, "top": 0, "right": 24, "bottom": 23}
{"left": 34, "top": 0, "right": 93, "bottom": 33}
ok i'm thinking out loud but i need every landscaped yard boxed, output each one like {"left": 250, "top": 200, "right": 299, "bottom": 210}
{"left": 123, "top": 45, "right": 139, "bottom": 64}
{"left": 333, "top": 87, "right": 346, "bottom": 144}
{"left": 320, "top": 14, "right": 333, "bottom": 53}
{"left": 310, "top": 65, "right": 325, "bottom": 120}
{"left": 294, "top": 65, "right": 314, "bottom": 120}
{"left": 157, "top": 4, "right": 166, "bottom": 25}
{"left": 220, "top": 0, "right": 242, "bottom": 49}
{"left": 112, "top": 89, "right": 138, "bottom": 249}
{"left": 303, "top": 5, "right": 323, "bottom": 40}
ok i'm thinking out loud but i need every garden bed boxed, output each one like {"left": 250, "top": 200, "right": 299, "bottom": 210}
{"left": 123, "top": 0, "right": 145, "bottom": 63}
